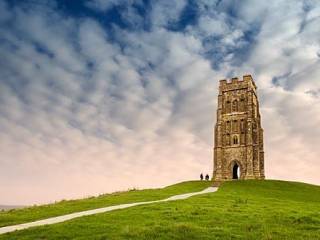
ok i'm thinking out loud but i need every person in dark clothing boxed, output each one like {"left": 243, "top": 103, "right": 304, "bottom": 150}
{"left": 205, "top": 174, "right": 209, "bottom": 181}
{"left": 200, "top": 173, "right": 204, "bottom": 180}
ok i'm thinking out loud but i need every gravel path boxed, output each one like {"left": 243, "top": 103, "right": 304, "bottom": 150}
{"left": 0, "top": 187, "right": 218, "bottom": 235}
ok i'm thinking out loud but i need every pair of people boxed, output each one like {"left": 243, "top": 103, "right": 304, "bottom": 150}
{"left": 200, "top": 173, "right": 210, "bottom": 181}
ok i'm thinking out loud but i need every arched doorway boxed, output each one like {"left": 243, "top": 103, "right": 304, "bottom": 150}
{"left": 232, "top": 163, "right": 240, "bottom": 179}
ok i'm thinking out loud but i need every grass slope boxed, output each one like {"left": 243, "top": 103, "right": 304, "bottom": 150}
{"left": 0, "top": 181, "right": 212, "bottom": 228}
{"left": 1, "top": 180, "right": 320, "bottom": 240}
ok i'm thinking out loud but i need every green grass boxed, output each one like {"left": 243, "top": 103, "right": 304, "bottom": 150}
{"left": 0, "top": 180, "right": 212, "bottom": 228}
{"left": 1, "top": 180, "right": 320, "bottom": 240}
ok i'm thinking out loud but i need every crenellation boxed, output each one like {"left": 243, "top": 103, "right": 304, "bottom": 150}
{"left": 231, "top": 77, "right": 239, "bottom": 83}
{"left": 219, "top": 79, "right": 227, "bottom": 84}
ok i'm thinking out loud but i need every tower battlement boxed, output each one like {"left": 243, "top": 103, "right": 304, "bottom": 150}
{"left": 213, "top": 74, "right": 264, "bottom": 185}
{"left": 219, "top": 75, "right": 257, "bottom": 93}
{"left": 219, "top": 74, "right": 254, "bottom": 85}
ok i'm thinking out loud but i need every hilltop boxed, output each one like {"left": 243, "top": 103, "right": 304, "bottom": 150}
{"left": 0, "top": 180, "right": 319, "bottom": 239}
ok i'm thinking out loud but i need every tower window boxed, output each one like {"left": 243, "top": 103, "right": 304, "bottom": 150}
{"left": 233, "top": 136, "right": 238, "bottom": 145}
{"left": 226, "top": 101, "right": 231, "bottom": 113}
{"left": 239, "top": 98, "right": 245, "bottom": 111}
{"left": 232, "top": 100, "right": 238, "bottom": 112}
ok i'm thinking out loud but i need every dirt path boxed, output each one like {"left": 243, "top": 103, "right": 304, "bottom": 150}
{"left": 0, "top": 187, "right": 218, "bottom": 235}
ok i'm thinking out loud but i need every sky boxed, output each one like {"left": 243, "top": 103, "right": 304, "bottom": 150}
{"left": 0, "top": 0, "right": 320, "bottom": 205}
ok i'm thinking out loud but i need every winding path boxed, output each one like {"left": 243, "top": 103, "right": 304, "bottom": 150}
{"left": 0, "top": 187, "right": 218, "bottom": 235}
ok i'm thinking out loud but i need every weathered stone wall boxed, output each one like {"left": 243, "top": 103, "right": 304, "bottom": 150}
{"left": 213, "top": 75, "right": 265, "bottom": 184}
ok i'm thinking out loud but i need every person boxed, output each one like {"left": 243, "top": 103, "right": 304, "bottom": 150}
{"left": 200, "top": 173, "right": 203, "bottom": 180}
{"left": 205, "top": 174, "right": 209, "bottom": 181}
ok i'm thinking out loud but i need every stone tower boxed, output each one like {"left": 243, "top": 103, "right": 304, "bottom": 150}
{"left": 212, "top": 75, "right": 265, "bottom": 184}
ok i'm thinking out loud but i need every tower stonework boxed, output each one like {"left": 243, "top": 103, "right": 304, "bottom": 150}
{"left": 212, "top": 75, "right": 265, "bottom": 185}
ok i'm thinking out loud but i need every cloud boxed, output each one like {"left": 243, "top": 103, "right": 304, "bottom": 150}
{"left": 0, "top": 0, "right": 320, "bottom": 205}
{"left": 150, "top": 0, "right": 187, "bottom": 29}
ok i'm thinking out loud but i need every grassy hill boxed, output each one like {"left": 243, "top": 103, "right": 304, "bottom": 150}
{"left": 0, "top": 181, "right": 212, "bottom": 228}
{"left": 0, "top": 180, "right": 319, "bottom": 239}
